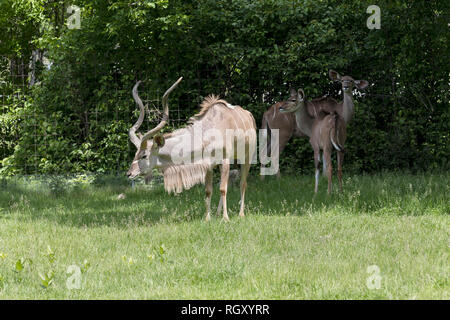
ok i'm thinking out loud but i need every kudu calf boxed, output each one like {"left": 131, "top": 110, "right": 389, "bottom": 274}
{"left": 279, "top": 89, "right": 345, "bottom": 193}
{"left": 260, "top": 90, "right": 338, "bottom": 179}
{"left": 261, "top": 70, "right": 368, "bottom": 185}
{"left": 127, "top": 78, "right": 257, "bottom": 221}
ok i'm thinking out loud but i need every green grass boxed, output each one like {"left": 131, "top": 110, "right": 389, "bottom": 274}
{"left": 0, "top": 172, "right": 448, "bottom": 299}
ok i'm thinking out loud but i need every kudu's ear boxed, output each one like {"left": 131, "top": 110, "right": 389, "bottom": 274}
{"left": 329, "top": 69, "right": 341, "bottom": 81}
{"left": 153, "top": 134, "right": 165, "bottom": 148}
{"left": 289, "top": 88, "right": 297, "bottom": 96}
{"left": 297, "top": 88, "right": 305, "bottom": 100}
{"left": 140, "top": 140, "right": 148, "bottom": 150}
{"left": 355, "top": 80, "right": 369, "bottom": 90}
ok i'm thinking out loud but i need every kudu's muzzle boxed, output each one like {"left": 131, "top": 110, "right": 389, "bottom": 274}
{"left": 126, "top": 161, "right": 140, "bottom": 179}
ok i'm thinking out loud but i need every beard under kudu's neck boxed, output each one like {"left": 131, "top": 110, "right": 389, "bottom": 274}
{"left": 155, "top": 125, "right": 212, "bottom": 194}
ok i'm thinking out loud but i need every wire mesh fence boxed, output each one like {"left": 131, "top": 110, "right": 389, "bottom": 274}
{"left": 0, "top": 55, "right": 188, "bottom": 176}
{"left": 0, "top": 49, "right": 431, "bottom": 179}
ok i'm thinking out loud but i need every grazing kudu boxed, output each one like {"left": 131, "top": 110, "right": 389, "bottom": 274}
{"left": 127, "top": 78, "right": 257, "bottom": 221}
{"left": 279, "top": 89, "right": 346, "bottom": 194}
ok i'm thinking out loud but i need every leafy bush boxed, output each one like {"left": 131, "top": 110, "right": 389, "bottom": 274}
{"left": 0, "top": 0, "right": 448, "bottom": 175}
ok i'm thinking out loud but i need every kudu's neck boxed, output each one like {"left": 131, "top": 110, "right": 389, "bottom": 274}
{"left": 293, "top": 100, "right": 314, "bottom": 137}
{"left": 155, "top": 125, "right": 205, "bottom": 168}
{"left": 342, "top": 91, "right": 354, "bottom": 124}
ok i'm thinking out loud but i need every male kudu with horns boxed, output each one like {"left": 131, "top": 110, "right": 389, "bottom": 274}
{"left": 127, "top": 78, "right": 257, "bottom": 221}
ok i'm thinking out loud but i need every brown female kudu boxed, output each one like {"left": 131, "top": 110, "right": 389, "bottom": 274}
{"left": 127, "top": 78, "right": 257, "bottom": 221}
{"left": 279, "top": 89, "right": 345, "bottom": 194}
{"left": 261, "top": 70, "right": 369, "bottom": 188}
{"left": 260, "top": 102, "right": 302, "bottom": 179}
{"left": 260, "top": 90, "right": 338, "bottom": 179}
{"left": 326, "top": 70, "right": 369, "bottom": 125}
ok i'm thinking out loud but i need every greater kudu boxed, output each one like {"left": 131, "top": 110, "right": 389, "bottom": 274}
{"left": 127, "top": 78, "right": 257, "bottom": 221}
{"left": 260, "top": 102, "right": 303, "bottom": 179}
{"left": 261, "top": 70, "right": 368, "bottom": 181}
{"left": 260, "top": 90, "right": 337, "bottom": 178}
{"left": 325, "top": 70, "right": 369, "bottom": 124}
{"left": 279, "top": 89, "right": 345, "bottom": 194}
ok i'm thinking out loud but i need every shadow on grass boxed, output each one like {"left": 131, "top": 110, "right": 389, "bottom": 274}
{"left": 0, "top": 181, "right": 169, "bottom": 228}
{"left": 0, "top": 172, "right": 448, "bottom": 229}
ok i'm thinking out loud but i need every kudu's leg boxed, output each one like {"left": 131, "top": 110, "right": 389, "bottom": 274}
{"left": 260, "top": 126, "right": 270, "bottom": 181}
{"left": 216, "top": 167, "right": 223, "bottom": 215}
{"left": 274, "top": 135, "right": 289, "bottom": 179}
{"left": 314, "top": 148, "right": 320, "bottom": 193}
{"left": 205, "top": 169, "right": 213, "bottom": 221}
{"left": 216, "top": 197, "right": 223, "bottom": 216}
{"left": 239, "top": 162, "right": 250, "bottom": 218}
{"left": 259, "top": 115, "right": 270, "bottom": 181}
{"left": 218, "top": 161, "right": 230, "bottom": 221}
{"left": 337, "top": 151, "right": 344, "bottom": 192}
{"left": 324, "top": 149, "right": 333, "bottom": 194}
{"left": 144, "top": 173, "right": 153, "bottom": 185}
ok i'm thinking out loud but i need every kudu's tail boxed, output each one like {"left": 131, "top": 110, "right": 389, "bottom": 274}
{"left": 261, "top": 114, "right": 271, "bottom": 157}
{"left": 330, "top": 113, "right": 345, "bottom": 153}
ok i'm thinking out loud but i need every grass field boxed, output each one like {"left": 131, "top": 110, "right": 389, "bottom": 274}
{"left": 0, "top": 172, "right": 448, "bottom": 299}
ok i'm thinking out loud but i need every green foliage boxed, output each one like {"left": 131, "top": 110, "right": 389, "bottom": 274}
{"left": 15, "top": 259, "right": 25, "bottom": 272}
{"left": 0, "top": 0, "right": 449, "bottom": 174}
{"left": 151, "top": 244, "right": 167, "bottom": 263}
{"left": 80, "top": 260, "right": 90, "bottom": 273}
{"left": 38, "top": 270, "right": 54, "bottom": 288}
{"left": 0, "top": 0, "right": 45, "bottom": 58}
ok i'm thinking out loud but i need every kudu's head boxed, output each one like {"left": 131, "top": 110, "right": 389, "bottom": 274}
{"left": 279, "top": 88, "right": 306, "bottom": 113}
{"left": 127, "top": 77, "right": 183, "bottom": 179}
{"left": 329, "top": 70, "right": 369, "bottom": 93}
